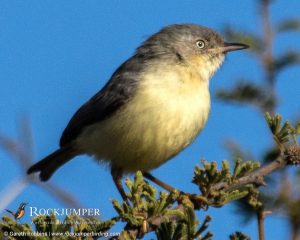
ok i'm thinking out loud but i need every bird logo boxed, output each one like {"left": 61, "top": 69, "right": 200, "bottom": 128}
{"left": 5, "top": 202, "right": 28, "bottom": 221}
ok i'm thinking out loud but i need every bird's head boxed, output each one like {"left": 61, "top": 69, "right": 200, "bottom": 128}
{"left": 138, "top": 24, "right": 248, "bottom": 81}
{"left": 20, "top": 202, "right": 28, "bottom": 209}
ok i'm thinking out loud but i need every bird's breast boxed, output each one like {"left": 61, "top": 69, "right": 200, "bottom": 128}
{"left": 76, "top": 64, "right": 211, "bottom": 172}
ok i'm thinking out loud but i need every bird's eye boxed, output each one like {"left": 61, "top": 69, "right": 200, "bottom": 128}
{"left": 196, "top": 40, "right": 205, "bottom": 49}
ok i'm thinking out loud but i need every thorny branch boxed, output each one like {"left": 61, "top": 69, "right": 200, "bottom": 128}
{"left": 210, "top": 145, "right": 299, "bottom": 193}
{"left": 114, "top": 145, "right": 300, "bottom": 239}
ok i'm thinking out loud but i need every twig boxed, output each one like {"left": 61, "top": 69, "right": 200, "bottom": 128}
{"left": 257, "top": 209, "right": 272, "bottom": 240}
{"left": 257, "top": 209, "right": 265, "bottom": 240}
{"left": 212, "top": 144, "right": 299, "bottom": 193}
{"left": 211, "top": 154, "right": 285, "bottom": 193}
{"left": 257, "top": 210, "right": 264, "bottom": 240}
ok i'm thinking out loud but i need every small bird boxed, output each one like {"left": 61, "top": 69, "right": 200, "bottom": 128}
{"left": 5, "top": 202, "right": 28, "bottom": 221}
{"left": 27, "top": 24, "right": 248, "bottom": 200}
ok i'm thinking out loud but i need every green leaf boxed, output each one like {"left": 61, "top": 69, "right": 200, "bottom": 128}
{"left": 277, "top": 19, "right": 300, "bottom": 33}
{"left": 216, "top": 81, "right": 277, "bottom": 112}
{"left": 193, "top": 159, "right": 260, "bottom": 207}
{"left": 265, "top": 113, "right": 293, "bottom": 145}
{"left": 265, "top": 112, "right": 281, "bottom": 135}
{"left": 274, "top": 51, "right": 300, "bottom": 73}
{"left": 230, "top": 231, "right": 251, "bottom": 240}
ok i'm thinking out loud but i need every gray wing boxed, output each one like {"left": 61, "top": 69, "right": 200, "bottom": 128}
{"left": 59, "top": 56, "right": 141, "bottom": 147}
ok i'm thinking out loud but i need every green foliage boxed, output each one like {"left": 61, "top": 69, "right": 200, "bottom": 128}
{"left": 112, "top": 171, "right": 180, "bottom": 228}
{"left": 218, "top": 1, "right": 300, "bottom": 238}
{"left": 0, "top": 168, "right": 267, "bottom": 239}
{"left": 265, "top": 112, "right": 292, "bottom": 146}
{"left": 274, "top": 51, "right": 300, "bottom": 73}
{"left": 193, "top": 160, "right": 260, "bottom": 207}
{"left": 0, "top": 214, "right": 116, "bottom": 240}
{"left": 229, "top": 231, "right": 251, "bottom": 240}
{"left": 155, "top": 211, "right": 212, "bottom": 240}
{"left": 0, "top": 216, "right": 34, "bottom": 240}
{"left": 156, "top": 221, "right": 189, "bottom": 240}
{"left": 113, "top": 171, "right": 212, "bottom": 239}
{"left": 277, "top": 19, "right": 300, "bottom": 33}
{"left": 265, "top": 113, "right": 300, "bottom": 152}
{"left": 216, "top": 81, "right": 276, "bottom": 112}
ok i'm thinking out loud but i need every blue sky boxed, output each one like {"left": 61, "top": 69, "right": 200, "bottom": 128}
{"left": 0, "top": 1, "right": 299, "bottom": 239}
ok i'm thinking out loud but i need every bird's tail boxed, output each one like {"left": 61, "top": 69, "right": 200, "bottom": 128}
{"left": 27, "top": 145, "right": 76, "bottom": 181}
{"left": 5, "top": 209, "right": 14, "bottom": 215}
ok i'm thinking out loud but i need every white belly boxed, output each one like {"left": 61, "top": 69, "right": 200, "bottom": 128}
{"left": 76, "top": 65, "right": 211, "bottom": 172}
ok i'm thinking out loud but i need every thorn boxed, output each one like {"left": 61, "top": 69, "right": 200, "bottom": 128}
{"left": 255, "top": 176, "right": 266, "bottom": 186}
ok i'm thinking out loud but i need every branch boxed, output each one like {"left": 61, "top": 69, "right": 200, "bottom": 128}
{"left": 111, "top": 143, "right": 300, "bottom": 239}
{"left": 112, "top": 173, "right": 213, "bottom": 240}
{"left": 257, "top": 209, "right": 272, "bottom": 240}
{"left": 211, "top": 145, "right": 300, "bottom": 193}
{"left": 115, "top": 205, "right": 212, "bottom": 240}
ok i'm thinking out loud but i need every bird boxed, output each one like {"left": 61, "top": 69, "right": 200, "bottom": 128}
{"left": 5, "top": 202, "right": 28, "bottom": 221}
{"left": 27, "top": 24, "right": 248, "bottom": 200}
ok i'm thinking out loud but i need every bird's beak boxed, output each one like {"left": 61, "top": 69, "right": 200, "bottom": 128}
{"left": 222, "top": 42, "right": 249, "bottom": 53}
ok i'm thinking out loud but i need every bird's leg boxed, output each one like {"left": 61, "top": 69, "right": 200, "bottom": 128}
{"left": 142, "top": 172, "right": 177, "bottom": 193}
{"left": 111, "top": 168, "right": 128, "bottom": 203}
{"left": 142, "top": 171, "right": 208, "bottom": 209}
